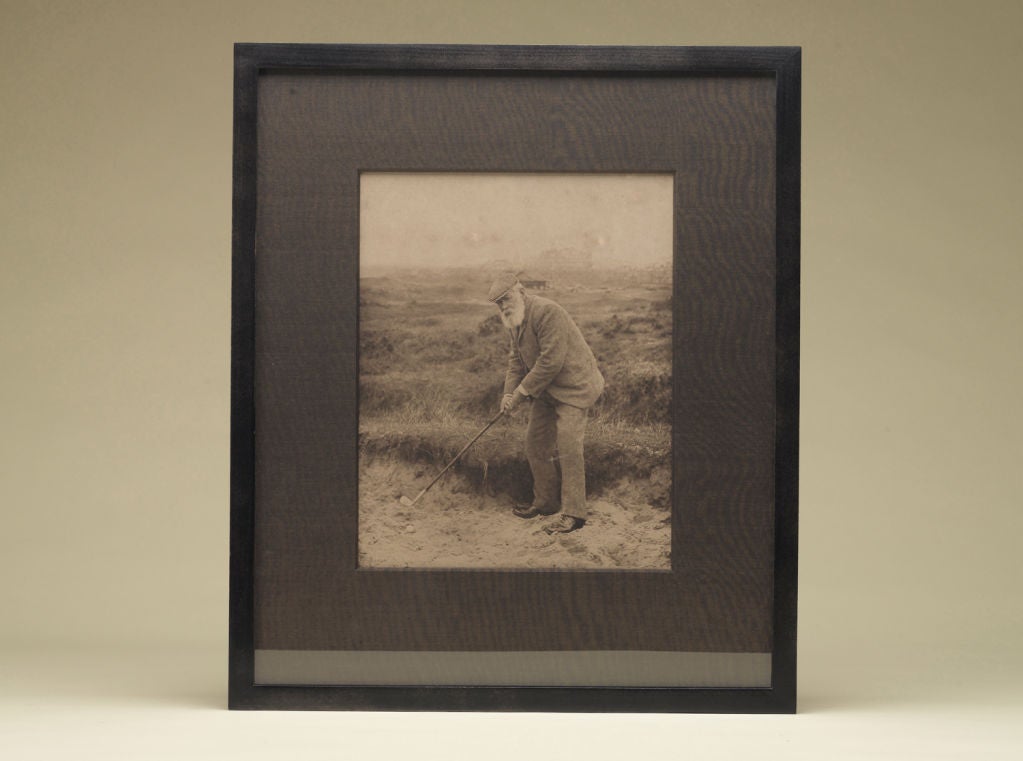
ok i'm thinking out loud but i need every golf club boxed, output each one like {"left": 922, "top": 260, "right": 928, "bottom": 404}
{"left": 399, "top": 410, "right": 505, "bottom": 508}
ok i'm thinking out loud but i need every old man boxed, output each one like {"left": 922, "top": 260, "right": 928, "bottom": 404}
{"left": 489, "top": 275, "right": 605, "bottom": 534}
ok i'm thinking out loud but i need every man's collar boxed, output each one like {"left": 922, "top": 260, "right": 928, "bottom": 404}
{"left": 518, "top": 294, "right": 534, "bottom": 336}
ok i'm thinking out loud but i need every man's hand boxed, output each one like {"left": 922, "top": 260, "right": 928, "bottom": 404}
{"left": 500, "top": 390, "right": 525, "bottom": 414}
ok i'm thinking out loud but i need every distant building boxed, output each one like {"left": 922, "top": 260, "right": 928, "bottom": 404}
{"left": 517, "top": 270, "right": 549, "bottom": 290}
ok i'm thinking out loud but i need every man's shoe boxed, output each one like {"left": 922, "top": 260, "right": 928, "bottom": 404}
{"left": 543, "top": 515, "right": 585, "bottom": 534}
{"left": 513, "top": 504, "right": 557, "bottom": 519}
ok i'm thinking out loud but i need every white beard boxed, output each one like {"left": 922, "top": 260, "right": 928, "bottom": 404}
{"left": 499, "top": 299, "right": 525, "bottom": 330}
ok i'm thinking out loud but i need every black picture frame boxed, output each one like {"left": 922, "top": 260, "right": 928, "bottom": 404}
{"left": 230, "top": 43, "right": 799, "bottom": 712}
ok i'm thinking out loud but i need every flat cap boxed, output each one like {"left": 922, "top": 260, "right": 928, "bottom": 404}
{"left": 487, "top": 274, "right": 519, "bottom": 302}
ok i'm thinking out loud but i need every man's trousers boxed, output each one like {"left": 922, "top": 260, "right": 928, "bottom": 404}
{"left": 525, "top": 394, "right": 589, "bottom": 520}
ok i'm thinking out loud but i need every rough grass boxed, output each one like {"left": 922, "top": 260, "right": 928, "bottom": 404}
{"left": 359, "top": 267, "right": 671, "bottom": 501}
{"left": 360, "top": 416, "right": 671, "bottom": 506}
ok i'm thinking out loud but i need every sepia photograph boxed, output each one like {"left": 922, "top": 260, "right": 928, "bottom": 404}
{"left": 358, "top": 173, "right": 674, "bottom": 569}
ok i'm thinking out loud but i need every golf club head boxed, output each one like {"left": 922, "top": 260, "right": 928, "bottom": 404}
{"left": 398, "top": 495, "right": 414, "bottom": 507}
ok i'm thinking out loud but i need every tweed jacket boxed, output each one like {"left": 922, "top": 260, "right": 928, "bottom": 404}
{"left": 503, "top": 295, "right": 605, "bottom": 409}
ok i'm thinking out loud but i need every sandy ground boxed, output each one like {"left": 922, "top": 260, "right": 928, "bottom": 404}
{"left": 359, "top": 458, "right": 670, "bottom": 570}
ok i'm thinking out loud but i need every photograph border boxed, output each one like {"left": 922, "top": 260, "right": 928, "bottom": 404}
{"left": 230, "top": 43, "right": 800, "bottom": 712}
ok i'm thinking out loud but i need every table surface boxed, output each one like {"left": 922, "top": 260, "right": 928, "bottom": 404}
{"left": 4, "top": 643, "right": 1021, "bottom": 761}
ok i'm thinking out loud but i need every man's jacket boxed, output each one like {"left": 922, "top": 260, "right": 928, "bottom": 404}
{"left": 503, "top": 294, "right": 605, "bottom": 409}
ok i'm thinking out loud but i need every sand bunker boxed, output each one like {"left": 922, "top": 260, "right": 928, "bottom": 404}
{"left": 359, "top": 458, "right": 671, "bottom": 570}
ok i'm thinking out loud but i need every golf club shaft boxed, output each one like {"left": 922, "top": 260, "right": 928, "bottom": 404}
{"left": 408, "top": 410, "right": 504, "bottom": 505}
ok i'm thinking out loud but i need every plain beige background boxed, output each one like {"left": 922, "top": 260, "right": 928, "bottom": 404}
{"left": 2, "top": 0, "right": 1020, "bottom": 758}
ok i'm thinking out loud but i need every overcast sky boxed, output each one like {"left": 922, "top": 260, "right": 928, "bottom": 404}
{"left": 360, "top": 173, "right": 673, "bottom": 270}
